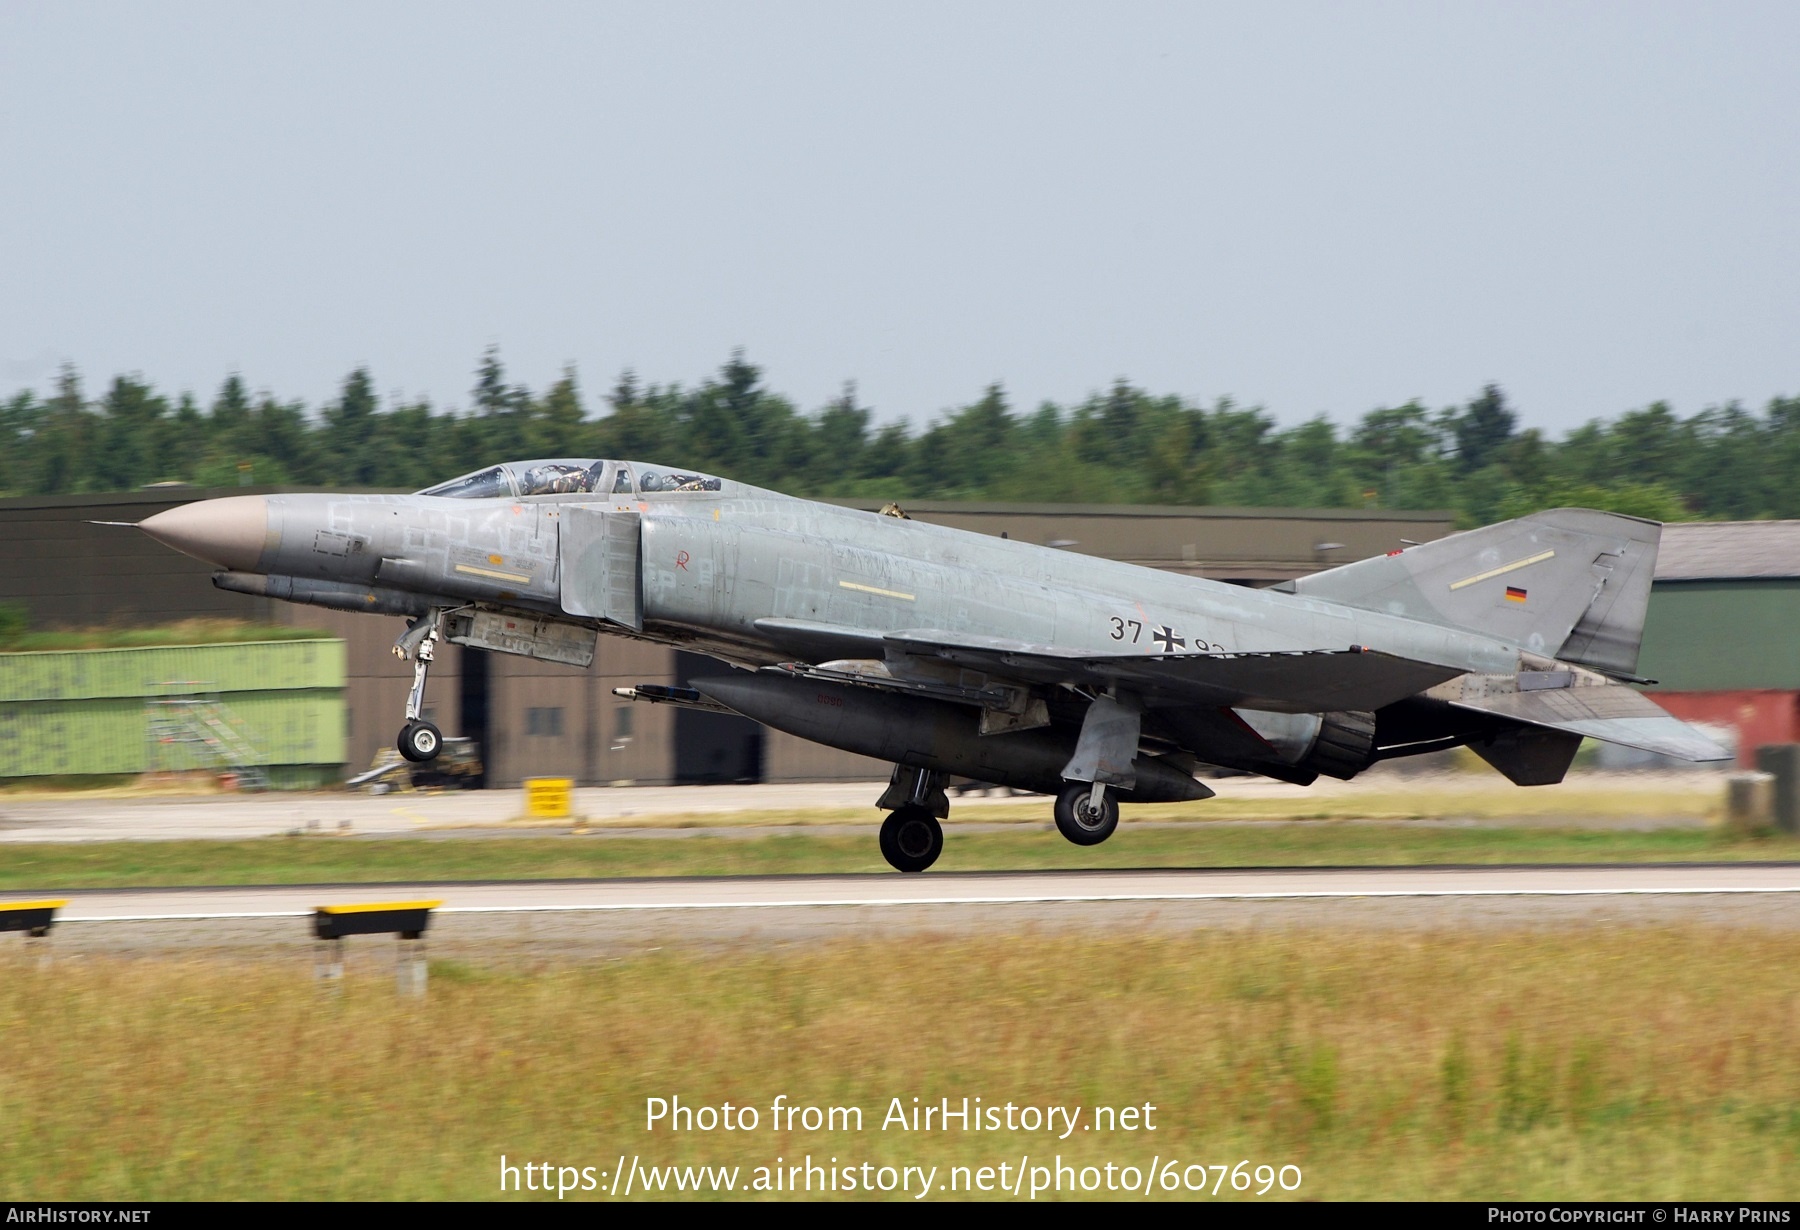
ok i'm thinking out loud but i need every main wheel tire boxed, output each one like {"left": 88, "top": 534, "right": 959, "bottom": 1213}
{"left": 879, "top": 805, "right": 943, "bottom": 873}
{"left": 1054, "top": 783, "right": 1119, "bottom": 845}
{"left": 398, "top": 719, "right": 442, "bottom": 763}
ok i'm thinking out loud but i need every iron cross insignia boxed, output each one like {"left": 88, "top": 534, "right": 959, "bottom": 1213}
{"left": 1152, "top": 625, "right": 1185, "bottom": 653}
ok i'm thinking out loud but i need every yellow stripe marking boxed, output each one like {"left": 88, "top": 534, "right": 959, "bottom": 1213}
{"left": 316, "top": 900, "right": 442, "bottom": 915}
{"left": 838, "top": 580, "right": 916, "bottom": 602}
{"left": 1448, "top": 550, "right": 1555, "bottom": 591}
{"left": 455, "top": 563, "right": 532, "bottom": 584}
{"left": 0, "top": 899, "right": 66, "bottom": 911}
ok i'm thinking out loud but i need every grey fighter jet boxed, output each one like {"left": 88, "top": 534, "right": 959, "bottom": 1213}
{"left": 135, "top": 456, "right": 1729, "bottom": 871}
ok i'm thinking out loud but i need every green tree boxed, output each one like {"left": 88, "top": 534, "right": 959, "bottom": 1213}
{"left": 0, "top": 390, "right": 44, "bottom": 495}
{"left": 684, "top": 358, "right": 751, "bottom": 469}
{"left": 1346, "top": 400, "right": 1444, "bottom": 506}
{"left": 95, "top": 375, "right": 169, "bottom": 489}
{"left": 1201, "top": 400, "right": 1280, "bottom": 504}
{"left": 204, "top": 375, "right": 255, "bottom": 486}
{"left": 594, "top": 370, "right": 674, "bottom": 462}
{"left": 249, "top": 392, "right": 319, "bottom": 485}
{"left": 1451, "top": 383, "right": 1516, "bottom": 473}
{"left": 322, "top": 368, "right": 380, "bottom": 486}
{"left": 1684, "top": 403, "right": 1768, "bottom": 518}
{"left": 11, "top": 355, "right": 1800, "bottom": 526}
{"left": 160, "top": 392, "right": 207, "bottom": 484}
{"left": 809, "top": 382, "right": 872, "bottom": 491}
{"left": 472, "top": 346, "right": 536, "bottom": 458}
{"left": 914, "top": 383, "right": 1016, "bottom": 496}
{"left": 535, "top": 366, "right": 587, "bottom": 457}
{"left": 37, "top": 366, "right": 94, "bottom": 495}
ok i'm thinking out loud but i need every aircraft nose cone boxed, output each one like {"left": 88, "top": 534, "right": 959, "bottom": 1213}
{"left": 138, "top": 495, "right": 270, "bottom": 571}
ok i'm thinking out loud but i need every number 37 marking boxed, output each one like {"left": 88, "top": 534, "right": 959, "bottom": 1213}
{"left": 1109, "top": 617, "right": 1142, "bottom": 643}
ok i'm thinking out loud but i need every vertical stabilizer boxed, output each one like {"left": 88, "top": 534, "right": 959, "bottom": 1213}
{"left": 1286, "top": 509, "right": 1661, "bottom": 676}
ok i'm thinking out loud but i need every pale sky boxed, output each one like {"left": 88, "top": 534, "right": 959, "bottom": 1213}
{"left": 2, "top": 1, "right": 1796, "bottom": 433}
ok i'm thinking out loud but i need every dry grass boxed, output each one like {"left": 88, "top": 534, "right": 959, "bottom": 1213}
{"left": 587, "top": 782, "right": 1724, "bottom": 829}
{"left": 1, "top": 927, "right": 1796, "bottom": 1200}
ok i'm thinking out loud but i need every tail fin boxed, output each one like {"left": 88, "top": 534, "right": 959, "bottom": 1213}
{"left": 1285, "top": 509, "right": 1660, "bottom": 677}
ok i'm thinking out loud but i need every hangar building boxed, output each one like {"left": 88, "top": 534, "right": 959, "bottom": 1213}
{"left": 1640, "top": 521, "right": 1800, "bottom": 767}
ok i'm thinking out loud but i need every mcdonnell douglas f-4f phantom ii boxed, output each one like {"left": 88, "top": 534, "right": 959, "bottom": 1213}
{"left": 135, "top": 456, "right": 1729, "bottom": 871}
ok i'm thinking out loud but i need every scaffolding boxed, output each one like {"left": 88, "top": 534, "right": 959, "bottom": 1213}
{"left": 144, "top": 683, "right": 270, "bottom": 789}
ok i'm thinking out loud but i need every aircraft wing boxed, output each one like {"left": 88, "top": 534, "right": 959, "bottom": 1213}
{"left": 883, "top": 630, "right": 1463, "bottom": 713}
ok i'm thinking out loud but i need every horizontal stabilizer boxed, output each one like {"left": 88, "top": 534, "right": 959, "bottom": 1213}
{"left": 884, "top": 630, "right": 1462, "bottom": 713}
{"left": 1439, "top": 677, "right": 1732, "bottom": 762}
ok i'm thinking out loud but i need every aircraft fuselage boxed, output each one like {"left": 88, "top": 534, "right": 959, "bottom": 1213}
{"left": 136, "top": 457, "right": 1727, "bottom": 870}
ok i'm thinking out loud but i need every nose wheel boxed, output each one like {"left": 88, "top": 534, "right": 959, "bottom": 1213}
{"left": 398, "top": 718, "right": 442, "bottom": 763}
{"left": 394, "top": 609, "right": 445, "bottom": 763}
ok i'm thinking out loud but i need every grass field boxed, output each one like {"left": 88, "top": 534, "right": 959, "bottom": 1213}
{"left": 2, "top": 823, "right": 1795, "bottom": 891}
{"left": 1, "top": 927, "right": 1795, "bottom": 1200}
{"left": 545, "top": 779, "right": 1727, "bottom": 826}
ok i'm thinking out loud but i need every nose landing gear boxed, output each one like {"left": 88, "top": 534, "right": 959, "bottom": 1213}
{"left": 399, "top": 715, "right": 441, "bottom": 762}
{"left": 394, "top": 610, "right": 444, "bottom": 763}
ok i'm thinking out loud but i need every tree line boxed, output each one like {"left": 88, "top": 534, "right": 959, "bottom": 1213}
{"left": 3, "top": 348, "right": 1796, "bottom": 526}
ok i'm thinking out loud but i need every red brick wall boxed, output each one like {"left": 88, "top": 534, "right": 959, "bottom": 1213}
{"left": 1649, "top": 690, "right": 1800, "bottom": 767}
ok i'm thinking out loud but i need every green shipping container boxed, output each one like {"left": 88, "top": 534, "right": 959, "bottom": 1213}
{"left": 0, "top": 640, "right": 345, "bottom": 780}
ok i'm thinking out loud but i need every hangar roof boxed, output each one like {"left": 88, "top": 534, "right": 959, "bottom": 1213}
{"left": 1657, "top": 521, "right": 1800, "bottom": 582}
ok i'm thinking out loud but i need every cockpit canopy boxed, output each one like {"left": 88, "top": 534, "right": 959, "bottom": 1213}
{"left": 415, "top": 458, "right": 724, "bottom": 499}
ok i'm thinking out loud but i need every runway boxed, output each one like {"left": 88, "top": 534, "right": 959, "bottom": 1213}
{"left": 0, "top": 781, "right": 909, "bottom": 842}
{"left": 23, "top": 863, "right": 1797, "bottom": 958}
{"left": 0, "top": 771, "right": 1725, "bottom": 842}
{"left": 52, "top": 862, "right": 1800, "bottom": 921}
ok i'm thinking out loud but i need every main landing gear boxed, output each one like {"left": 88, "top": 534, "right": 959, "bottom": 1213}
{"left": 871, "top": 766, "right": 1129, "bottom": 871}
{"left": 1053, "top": 690, "right": 1133, "bottom": 847}
{"left": 394, "top": 609, "right": 444, "bottom": 763}
{"left": 1054, "top": 781, "right": 1119, "bottom": 846}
